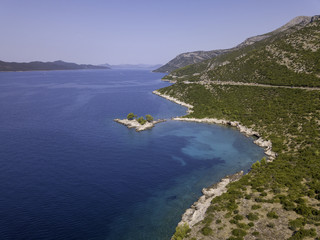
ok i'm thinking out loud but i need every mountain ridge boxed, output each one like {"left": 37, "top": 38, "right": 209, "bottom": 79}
{"left": 154, "top": 15, "right": 316, "bottom": 73}
{"left": 0, "top": 60, "right": 110, "bottom": 72}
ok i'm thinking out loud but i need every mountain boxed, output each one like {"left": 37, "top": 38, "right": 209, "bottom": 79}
{"left": 155, "top": 15, "right": 320, "bottom": 240}
{"left": 107, "top": 64, "right": 162, "bottom": 70}
{"left": 164, "top": 15, "right": 320, "bottom": 87}
{"left": 0, "top": 60, "right": 110, "bottom": 72}
{"left": 154, "top": 16, "right": 314, "bottom": 73}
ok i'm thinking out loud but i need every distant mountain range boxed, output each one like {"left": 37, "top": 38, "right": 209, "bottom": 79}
{"left": 0, "top": 60, "right": 110, "bottom": 72}
{"left": 154, "top": 16, "right": 315, "bottom": 73}
{"left": 101, "top": 63, "right": 162, "bottom": 70}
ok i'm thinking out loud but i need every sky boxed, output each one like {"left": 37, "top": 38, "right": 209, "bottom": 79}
{"left": 0, "top": 0, "right": 319, "bottom": 65}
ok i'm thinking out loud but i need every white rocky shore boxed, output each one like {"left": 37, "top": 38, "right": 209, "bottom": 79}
{"left": 114, "top": 119, "right": 165, "bottom": 132}
{"left": 153, "top": 90, "right": 278, "bottom": 231}
{"left": 153, "top": 90, "right": 194, "bottom": 114}
{"left": 178, "top": 171, "right": 244, "bottom": 227}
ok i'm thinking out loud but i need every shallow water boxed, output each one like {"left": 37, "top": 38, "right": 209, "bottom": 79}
{"left": 0, "top": 69, "right": 265, "bottom": 239}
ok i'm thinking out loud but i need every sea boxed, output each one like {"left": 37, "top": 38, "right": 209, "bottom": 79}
{"left": 0, "top": 69, "right": 265, "bottom": 240}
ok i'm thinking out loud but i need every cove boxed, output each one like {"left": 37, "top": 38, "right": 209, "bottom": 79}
{"left": 0, "top": 69, "right": 265, "bottom": 240}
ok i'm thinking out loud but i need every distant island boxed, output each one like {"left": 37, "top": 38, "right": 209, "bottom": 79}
{"left": 114, "top": 113, "right": 165, "bottom": 131}
{"left": 0, "top": 60, "right": 110, "bottom": 72}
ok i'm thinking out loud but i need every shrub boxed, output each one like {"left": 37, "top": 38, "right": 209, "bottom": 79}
{"left": 251, "top": 204, "right": 261, "bottom": 210}
{"left": 252, "top": 231, "right": 260, "bottom": 236}
{"left": 260, "top": 192, "right": 267, "bottom": 197}
{"left": 267, "top": 211, "right": 279, "bottom": 219}
{"left": 247, "top": 212, "right": 259, "bottom": 221}
{"left": 288, "top": 228, "right": 316, "bottom": 240}
{"left": 201, "top": 226, "right": 213, "bottom": 236}
{"left": 202, "top": 215, "right": 214, "bottom": 225}
{"left": 127, "top": 112, "right": 136, "bottom": 120}
{"left": 172, "top": 223, "right": 191, "bottom": 240}
{"left": 137, "top": 116, "right": 147, "bottom": 125}
{"left": 248, "top": 222, "right": 254, "bottom": 227}
{"left": 216, "top": 219, "right": 222, "bottom": 224}
{"left": 237, "top": 222, "right": 250, "bottom": 230}
{"left": 288, "top": 218, "right": 306, "bottom": 231}
{"left": 145, "top": 114, "right": 153, "bottom": 122}
{"left": 231, "top": 228, "right": 247, "bottom": 237}
{"left": 234, "top": 214, "right": 244, "bottom": 221}
{"left": 267, "top": 222, "right": 275, "bottom": 228}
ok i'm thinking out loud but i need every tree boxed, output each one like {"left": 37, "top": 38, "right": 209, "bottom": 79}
{"left": 127, "top": 112, "right": 136, "bottom": 120}
{"left": 137, "top": 116, "right": 147, "bottom": 125}
{"left": 146, "top": 114, "right": 154, "bottom": 122}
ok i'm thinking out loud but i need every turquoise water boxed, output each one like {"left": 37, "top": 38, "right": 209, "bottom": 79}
{"left": 0, "top": 69, "right": 265, "bottom": 239}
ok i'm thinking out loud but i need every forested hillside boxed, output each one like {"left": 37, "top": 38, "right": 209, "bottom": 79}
{"left": 158, "top": 17, "right": 320, "bottom": 240}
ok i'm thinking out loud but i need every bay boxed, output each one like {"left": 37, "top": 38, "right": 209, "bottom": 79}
{"left": 0, "top": 69, "right": 265, "bottom": 239}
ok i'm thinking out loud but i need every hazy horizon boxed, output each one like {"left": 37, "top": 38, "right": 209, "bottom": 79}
{"left": 1, "top": 0, "right": 319, "bottom": 65}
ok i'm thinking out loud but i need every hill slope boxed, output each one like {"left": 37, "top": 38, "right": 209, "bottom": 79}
{"left": 154, "top": 16, "right": 320, "bottom": 240}
{"left": 165, "top": 16, "right": 320, "bottom": 87}
{"left": 0, "top": 60, "right": 109, "bottom": 72}
{"left": 154, "top": 16, "right": 313, "bottom": 73}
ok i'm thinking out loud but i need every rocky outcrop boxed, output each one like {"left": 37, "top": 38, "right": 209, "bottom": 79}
{"left": 178, "top": 171, "right": 244, "bottom": 227}
{"left": 114, "top": 119, "right": 165, "bottom": 132}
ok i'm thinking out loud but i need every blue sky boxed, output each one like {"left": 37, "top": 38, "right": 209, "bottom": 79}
{"left": 1, "top": 0, "right": 319, "bottom": 65}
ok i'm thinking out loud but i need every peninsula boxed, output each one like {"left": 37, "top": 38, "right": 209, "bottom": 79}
{"left": 154, "top": 15, "right": 320, "bottom": 240}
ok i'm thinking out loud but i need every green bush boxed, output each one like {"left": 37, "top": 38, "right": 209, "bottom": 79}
{"left": 127, "top": 112, "right": 136, "bottom": 120}
{"left": 251, "top": 204, "right": 261, "bottom": 210}
{"left": 237, "top": 222, "right": 250, "bottom": 230}
{"left": 247, "top": 212, "right": 259, "bottom": 221}
{"left": 248, "top": 222, "right": 254, "bottom": 227}
{"left": 234, "top": 214, "right": 244, "bottom": 221}
{"left": 288, "top": 228, "right": 316, "bottom": 240}
{"left": 201, "top": 226, "right": 213, "bottom": 236}
{"left": 267, "top": 211, "right": 279, "bottom": 219}
{"left": 145, "top": 114, "right": 153, "bottom": 122}
{"left": 172, "top": 223, "right": 191, "bottom": 240}
{"left": 137, "top": 116, "right": 147, "bottom": 125}
{"left": 231, "top": 228, "right": 247, "bottom": 237}
{"left": 288, "top": 218, "right": 306, "bottom": 231}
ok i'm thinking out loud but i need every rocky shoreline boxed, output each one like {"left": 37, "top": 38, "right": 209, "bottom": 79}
{"left": 114, "top": 118, "right": 165, "bottom": 132}
{"left": 152, "top": 90, "right": 194, "bottom": 114}
{"left": 179, "top": 171, "right": 244, "bottom": 227}
{"left": 173, "top": 117, "right": 277, "bottom": 162}
{"left": 152, "top": 89, "right": 277, "bottom": 231}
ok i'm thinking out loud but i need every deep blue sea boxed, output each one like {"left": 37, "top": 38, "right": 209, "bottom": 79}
{"left": 0, "top": 69, "right": 265, "bottom": 240}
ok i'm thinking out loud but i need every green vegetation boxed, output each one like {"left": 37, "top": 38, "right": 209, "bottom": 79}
{"left": 167, "top": 19, "right": 320, "bottom": 240}
{"left": 145, "top": 114, "right": 154, "bottom": 122}
{"left": 267, "top": 211, "right": 279, "bottom": 219}
{"left": 126, "top": 113, "right": 154, "bottom": 125}
{"left": 137, "top": 116, "right": 147, "bottom": 125}
{"left": 167, "top": 21, "right": 320, "bottom": 87}
{"left": 247, "top": 213, "right": 259, "bottom": 221}
{"left": 127, "top": 112, "right": 137, "bottom": 120}
{"left": 172, "top": 223, "right": 191, "bottom": 240}
{"left": 200, "top": 226, "right": 213, "bottom": 236}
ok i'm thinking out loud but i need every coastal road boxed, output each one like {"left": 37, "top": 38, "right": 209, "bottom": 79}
{"left": 183, "top": 80, "right": 320, "bottom": 91}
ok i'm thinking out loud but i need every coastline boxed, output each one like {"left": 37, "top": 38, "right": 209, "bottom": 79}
{"left": 152, "top": 89, "right": 277, "bottom": 230}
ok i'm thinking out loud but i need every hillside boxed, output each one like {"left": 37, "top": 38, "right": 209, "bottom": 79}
{"left": 0, "top": 60, "right": 109, "bottom": 72}
{"left": 154, "top": 16, "right": 313, "bottom": 73}
{"left": 155, "top": 16, "right": 320, "bottom": 240}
